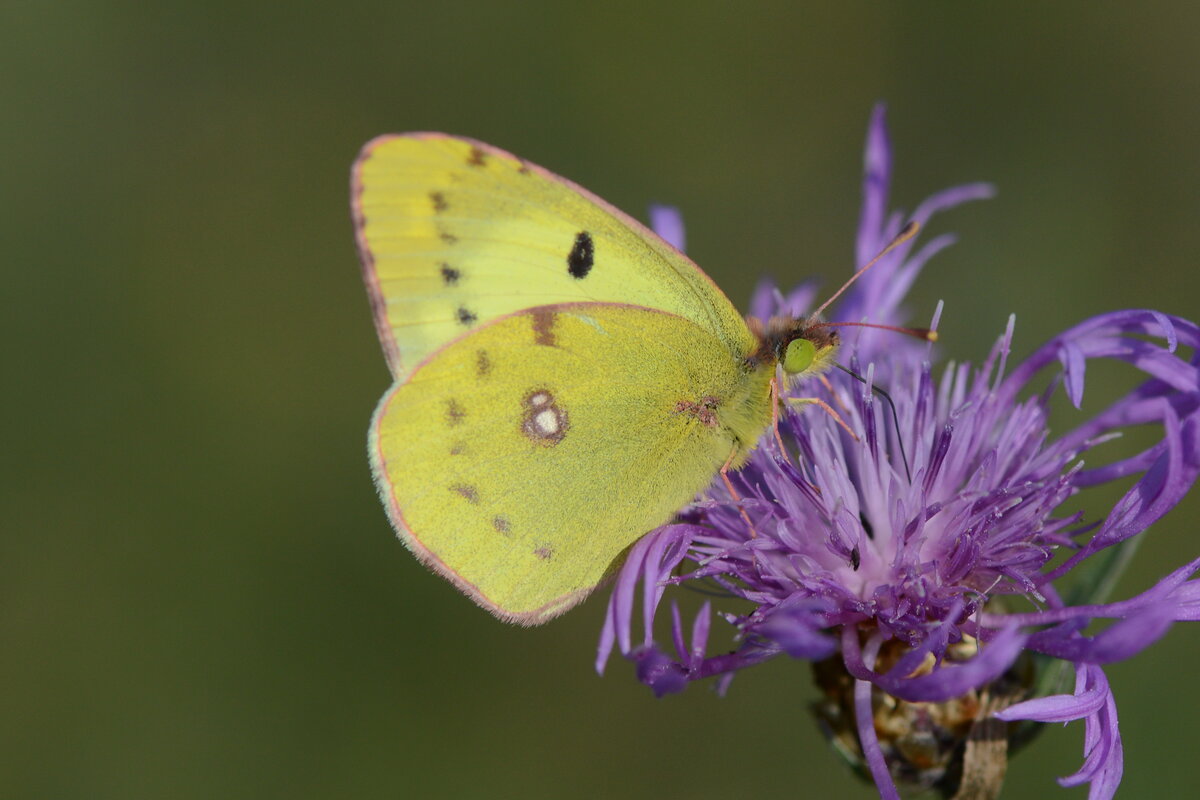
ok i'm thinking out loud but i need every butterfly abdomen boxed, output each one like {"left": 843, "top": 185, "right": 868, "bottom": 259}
{"left": 718, "top": 359, "right": 776, "bottom": 469}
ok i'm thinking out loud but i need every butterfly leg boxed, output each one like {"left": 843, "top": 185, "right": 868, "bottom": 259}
{"left": 787, "top": 396, "right": 860, "bottom": 441}
{"left": 769, "top": 374, "right": 790, "bottom": 454}
{"left": 818, "top": 373, "right": 852, "bottom": 414}
{"left": 719, "top": 444, "right": 758, "bottom": 538}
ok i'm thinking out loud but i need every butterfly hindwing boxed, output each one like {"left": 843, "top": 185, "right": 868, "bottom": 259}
{"left": 370, "top": 302, "right": 773, "bottom": 623}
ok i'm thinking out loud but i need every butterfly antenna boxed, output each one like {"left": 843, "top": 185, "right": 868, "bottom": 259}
{"left": 818, "top": 319, "right": 938, "bottom": 342}
{"left": 835, "top": 364, "right": 912, "bottom": 482}
{"left": 812, "top": 220, "right": 920, "bottom": 319}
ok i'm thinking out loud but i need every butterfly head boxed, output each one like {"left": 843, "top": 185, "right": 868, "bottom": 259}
{"left": 782, "top": 323, "right": 840, "bottom": 378}
{"left": 748, "top": 316, "right": 841, "bottom": 380}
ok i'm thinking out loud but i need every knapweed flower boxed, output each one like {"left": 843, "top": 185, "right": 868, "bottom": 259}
{"left": 597, "top": 106, "right": 1200, "bottom": 800}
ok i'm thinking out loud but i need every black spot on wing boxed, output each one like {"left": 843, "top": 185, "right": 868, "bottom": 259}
{"left": 467, "top": 146, "right": 488, "bottom": 167}
{"left": 429, "top": 191, "right": 448, "bottom": 213}
{"left": 457, "top": 306, "right": 477, "bottom": 326}
{"left": 440, "top": 263, "right": 461, "bottom": 285}
{"left": 567, "top": 231, "right": 594, "bottom": 278}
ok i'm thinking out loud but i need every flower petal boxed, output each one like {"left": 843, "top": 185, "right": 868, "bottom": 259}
{"left": 856, "top": 103, "right": 892, "bottom": 270}
{"left": 1028, "top": 604, "right": 1176, "bottom": 664}
{"left": 754, "top": 599, "right": 837, "bottom": 660}
{"left": 647, "top": 204, "right": 686, "bottom": 252}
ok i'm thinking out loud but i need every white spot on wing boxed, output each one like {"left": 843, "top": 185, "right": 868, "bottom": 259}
{"left": 533, "top": 408, "right": 559, "bottom": 434}
{"left": 521, "top": 388, "right": 569, "bottom": 446}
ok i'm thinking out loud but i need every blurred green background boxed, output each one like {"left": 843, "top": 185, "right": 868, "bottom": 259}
{"left": 4, "top": 3, "right": 1199, "bottom": 798}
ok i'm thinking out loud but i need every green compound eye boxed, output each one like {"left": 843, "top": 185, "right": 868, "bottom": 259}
{"left": 783, "top": 337, "right": 817, "bottom": 375}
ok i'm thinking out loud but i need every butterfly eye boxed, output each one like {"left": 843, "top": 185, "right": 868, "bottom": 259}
{"left": 783, "top": 337, "right": 817, "bottom": 375}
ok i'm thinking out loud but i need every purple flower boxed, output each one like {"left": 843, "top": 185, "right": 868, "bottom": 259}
{"left": 597, "top": 106, "right": 1200, "bottom": 800}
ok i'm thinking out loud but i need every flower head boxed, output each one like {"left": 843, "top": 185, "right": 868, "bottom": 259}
{"left": 598, "top": 106, "right": 1200, "bottom": 800}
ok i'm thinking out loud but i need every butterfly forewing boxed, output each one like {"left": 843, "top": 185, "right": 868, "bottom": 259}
{"left": 353, "top": 134, "right": 754, "bottom": 379}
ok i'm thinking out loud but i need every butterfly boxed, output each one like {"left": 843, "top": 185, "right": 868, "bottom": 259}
{"left": 352, "top": 134, "right": 915, "bottom": 624}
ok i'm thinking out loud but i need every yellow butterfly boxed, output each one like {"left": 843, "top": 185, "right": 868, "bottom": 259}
{"left": 352, "top": 134, "right": 883, "bottom": 624}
